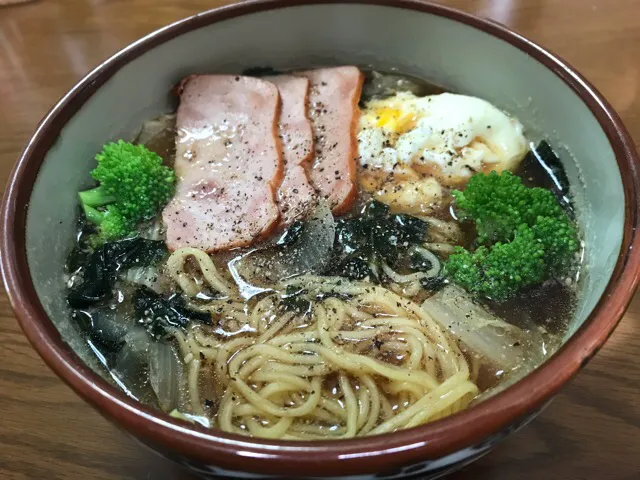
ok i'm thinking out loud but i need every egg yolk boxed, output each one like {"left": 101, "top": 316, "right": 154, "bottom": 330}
{"left": 374, "top": 107, "right": 417, "bottom": 134}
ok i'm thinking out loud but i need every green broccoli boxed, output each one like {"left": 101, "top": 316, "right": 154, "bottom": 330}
{"left": 453, "top": 170, "right": 565, "bottom": 244}
{"left": 532, "top": 215, "right": 580, "bottom": 271}
{"left": 445, "top": 227, "right": 546, "bottom": 300}
{"left": 445, "top": 171, "right": 579, "bottom": 300}
{"left": 78, "top": 140, "right": 175, "bottom": 241}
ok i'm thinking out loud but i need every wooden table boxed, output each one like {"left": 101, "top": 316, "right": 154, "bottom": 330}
{"left": 1, "top": 0, "right": 639, "bottom": 478}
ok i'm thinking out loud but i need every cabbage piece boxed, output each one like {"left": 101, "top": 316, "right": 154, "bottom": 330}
{"left": 422, "top": 284, "right": 545, "bottom": 372}
{"left": 149, "top": 342, "right": 186, "bottom": 412}
{"left": 229, "top": 200, "right": 335, "bottom": 298}
{"left": 112, "top": 328, "right": 187, "bottom": 410}
{"left": 67, "top": 237, "right": 167, "bottom": 308}
{"left": 123, "top": 265, "right": 163, "bottom": 293}
{"left": 111, "top": 328, "right": 153, "bottom": 402}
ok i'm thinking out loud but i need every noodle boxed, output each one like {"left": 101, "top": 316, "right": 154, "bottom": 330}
{"left": 166, "top": 247, "right": 236, "bottom": 297}
{"left": 164, "top": 248, "right": 479, "bottom": 439}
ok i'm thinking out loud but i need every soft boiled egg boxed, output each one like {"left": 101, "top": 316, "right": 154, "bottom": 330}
{"left": 357, "top": 92, "right": 528, "bottom": 214}
{"left": 358, "top": 92, "right": 528, "bottom": 185}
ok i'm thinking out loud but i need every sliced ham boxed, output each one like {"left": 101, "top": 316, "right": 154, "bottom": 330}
{"left": 270, "top": 75, "right": 316, "bottom": 225}
{"left": 295, "top": 66, "right": 364, "bottom": 215}
{"left": 163, "top": 75, "right": 282, "bottom": 252}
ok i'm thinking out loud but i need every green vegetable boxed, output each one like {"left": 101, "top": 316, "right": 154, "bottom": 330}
{"left": 276, "top": 221, "right": 305, "bottom": 247}
{"left": 67, "top": 237, "right": 168, "bottom": 308}
{"left": 133, "top": 286, "right": 211, "bottom": 338}
{"left": 330, "top": 200, "right": 429, "bottom": 281}
{"left": 519, "top": 140, "right": 572, "bottom": 211}
{"left": 78, "top": 141, "right": 175, "bottom": 241}
{"left": 531, "top": 215, "right": 579, "bottom": 271}
{"left": 453, "top": 170, "right": 564, "bottom": 245}
{"left": 445, "top": 227, "right": 546, "bottom": 300}
{"left": 445, "top": 171, "right": 579, "bottom": 300}
{"left": 280, "top": 285, "right": 312, "bottom": 315}
{"left": 336, "top": 256, "right": 373, "bottom": 280}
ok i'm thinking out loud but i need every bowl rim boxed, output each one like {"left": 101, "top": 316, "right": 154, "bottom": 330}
{"left": 2, "top": 0, "right": 640, "bottom": 476}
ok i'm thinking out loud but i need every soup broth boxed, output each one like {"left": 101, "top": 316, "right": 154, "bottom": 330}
{"left": 65, "top": 68, "right": 582, "bottom": 439}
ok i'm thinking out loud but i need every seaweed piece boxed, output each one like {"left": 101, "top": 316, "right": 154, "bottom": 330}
{"left": 333, "top": 256, "right": 373, "bottom": 280}
{"left": 65, "top": 213, "right": 99, "bottom": 273}
{"left": 334, "top": 218, "right": 366, "bottom": 256}
{"left": 241, "top": 66, "right": 283, "bottom": 77}
{"left": 231, "top": 200, "right": 335, "bottom": 298}
{"left": 393, "top": 214, "right": 428, "bottom": 244}
{"left": 534, "top": 141, "right": 571, "bottom": 194}
{"left": 276, "top": 221, "right": 305, "bottom": 247}
{"left": 72, "top": 308, "right": 128, "bottom": 353}
{"left": 133, "top": 286, "right": 211, "bottom": 338}
{"left": 104, "top": 237, "right": 167, "bottom": 271}
{"left": 362, "top": 199, "right": 390, "bottom": 219}
{"left": 330, "top": 201, "right": 428, "bottom": 278}
{"left": 410, "top": 251, "right": 434, "bottom": 271}
{"left": 66, "top": 246, "right": 93, "bottom": 275}
{"left": 68, "top": 248, "right": 110, "bottom": 307}
{"left": 516, "top": 140, "right": 573, "bottom": 212}
{"left": 420, "top": 275, "right": 446, "bottom": 291}
{"left": 67, "top": 238, "right": 168, "bottom": 308}
{"left": 314, "top": 290, "right": 353, "bottom": 302}
{"left": 280, "top": 285, "right": 312, "bottom": 315}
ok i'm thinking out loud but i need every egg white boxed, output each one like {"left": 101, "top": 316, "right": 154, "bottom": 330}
{"left": 358, "top": 92, "right": 527, "bottom": 185}
{"left": 356, "top": 92, "right": 528, "bottom": 214}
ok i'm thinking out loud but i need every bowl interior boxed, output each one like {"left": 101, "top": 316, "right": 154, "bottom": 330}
{"left": 25, "top": 3, "right": 623, "bottom": 386}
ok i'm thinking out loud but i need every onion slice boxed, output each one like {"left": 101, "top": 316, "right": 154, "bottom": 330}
{"left": 422, "top": 285, "right": 545, "bottom": 372}
{"left": 229, "top": 200, "right": 335, "bottom": 298}
{"left": 149, "top": 341, "right": 185, "bottom": 412}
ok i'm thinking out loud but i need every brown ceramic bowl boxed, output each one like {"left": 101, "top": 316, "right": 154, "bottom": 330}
{"left": 2, "top": 1, "right": 639, "bottom": 479}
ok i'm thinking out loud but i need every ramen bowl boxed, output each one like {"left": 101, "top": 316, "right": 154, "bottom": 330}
{"left": 2, "top": 1, "right": 639, "bottom": 479}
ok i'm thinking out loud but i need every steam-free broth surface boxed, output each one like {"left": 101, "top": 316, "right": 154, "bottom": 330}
{"left": 65, "top": 68, "right": 582, "bottom": 439}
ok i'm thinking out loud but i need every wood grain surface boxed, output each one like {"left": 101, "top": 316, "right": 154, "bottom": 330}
{"left": 1, "top": 1, "right": 639, "bottom": 479}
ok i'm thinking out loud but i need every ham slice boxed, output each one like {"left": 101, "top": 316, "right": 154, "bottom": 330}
{"left": 296, "top": 67, "right": 364, "bottom": 215}
{"left": 163, "top": 75, "right": 282, "bottom": 252}
{"left": 270, "top": 75, "right": 316, "bottom": 225}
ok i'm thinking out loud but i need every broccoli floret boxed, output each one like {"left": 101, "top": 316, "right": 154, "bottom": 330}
{"left": 446, "top": 170, "right": 579, "bottom": 300}
{"left": 78, "top": 141, "right": 175, "bottom": 241}
{"left": 445, "top": 227, "right": 546, "bottom": 300}
{"left": 453, "top": 171, "right": 565, "bottom": 244}
{"left": 532, "top": 215, "right": 579, "bottom": 272}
